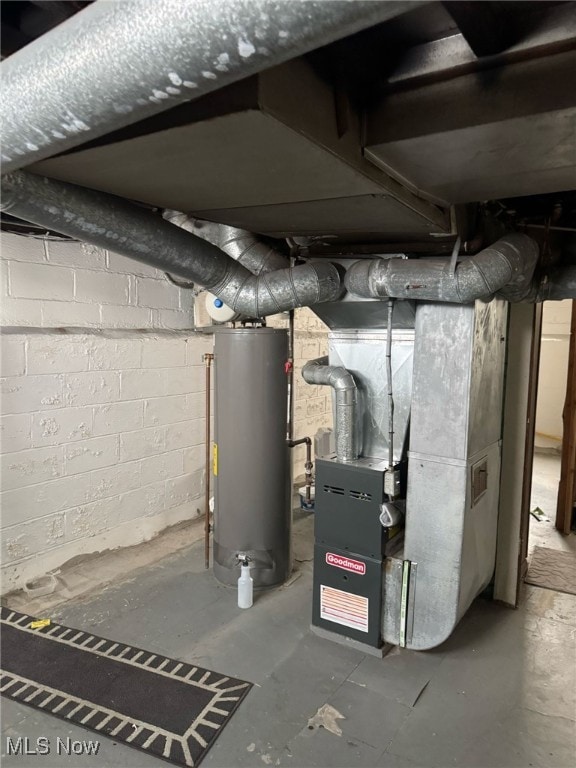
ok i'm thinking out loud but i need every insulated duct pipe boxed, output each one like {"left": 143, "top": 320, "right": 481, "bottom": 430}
{"left": 163, "top": 212, "right": 288, "bottom": 275}
{"left": 217, "top": 227, "right": 288, "bottom": 275}
{"left": 1, "top": 171, "right": 342, "bottom": 316}
{"left": 302, "top": 357, "right": 359, "bottom": 463}
{"left": 345, "top": 234, "right": 540, "bottom": 303}
{"left": 0, "top": 0, "right": 424, "bottom": 174}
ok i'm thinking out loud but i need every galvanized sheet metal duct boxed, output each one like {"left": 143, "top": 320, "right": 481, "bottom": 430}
{"left": 213, "top": 261, "right": 342, "bottom": 317}
{"left": 208, "top": 226, "right": 289, "bottom": 276}
{"left": 1, "top": 171, "right": 342, "bottom": 316}
{"left": 163, "top": 212, "right": 289, "bottom": 275}
{"left": 328, "top": 330, "right": 415, "bottom": 463}
{"left": 395, "top": 300, "right": 508, "bottom": 649}
{"left": 345, "top": 234, "right": 540, "bottom": 303}
{"left": 0, "top": 0, "right": 423, "bottom": 174}
{"left": 302, "top": 356, "right": 359, "bottom": 463}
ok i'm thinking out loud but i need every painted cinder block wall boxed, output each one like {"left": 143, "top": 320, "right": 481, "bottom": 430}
{"left": 267, "top": 310, "right": 332, "bottom": 471}
{"left": 0, "top": 233, "right": 331, "bottom": 591}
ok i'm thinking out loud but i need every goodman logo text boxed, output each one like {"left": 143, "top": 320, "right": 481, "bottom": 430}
{"left": 325, "top": 552, "right": 366, "bottom": 575}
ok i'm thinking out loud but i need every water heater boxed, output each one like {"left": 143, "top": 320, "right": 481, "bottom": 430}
{"left": 213, "top": 328, "right": 291, "bottom": 588}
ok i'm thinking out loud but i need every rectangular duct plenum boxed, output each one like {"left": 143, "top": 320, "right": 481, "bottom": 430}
{"left": 30, "top": 59, "right": 448, "bottom": 240}
{"left": 364, "top": 50, "right": 576, "bottom": 205}
{"left": 390, "top": 300, "right": 509, "bottom": 651}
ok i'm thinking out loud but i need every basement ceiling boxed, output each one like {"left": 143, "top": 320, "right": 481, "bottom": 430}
{"left": 3, "top": 1, "right": 576, "bottom": 244}
{"left": 30, "top": 60, "right": 448, "bottom": 239}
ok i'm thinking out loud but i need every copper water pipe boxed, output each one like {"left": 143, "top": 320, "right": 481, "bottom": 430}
{"left": 203, "top": 352, "right": 214, "bottom": 569}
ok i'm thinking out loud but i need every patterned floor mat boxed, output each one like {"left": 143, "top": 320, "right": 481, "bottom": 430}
{"left": 525, "top": 546, "right": 576, "bottom": 596}
{"left": 0, "top": 607, "right": 252, "bottom": 767}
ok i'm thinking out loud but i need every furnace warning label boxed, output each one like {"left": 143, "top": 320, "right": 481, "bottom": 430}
{"left": 320, "top": 585, "right": 369, "bottom": 633}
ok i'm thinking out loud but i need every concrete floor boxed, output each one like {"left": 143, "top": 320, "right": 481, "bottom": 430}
{"left": 2, "top": 459, "right": 575, "bottom": 768}
{"left": 530, "top": 453, "right": 575, "bottom": 556}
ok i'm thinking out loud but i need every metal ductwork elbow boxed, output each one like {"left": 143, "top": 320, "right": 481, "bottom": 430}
{"left": 163, "top": 212, "right": 289, "bottom": 275}
{"left": 345, "top": 234, "right": 540, "bottom": 304}
{"left": 1, "top": 171, "right": 343, "bottom": 317}
{"left": 217, "top": 226, "right": 289, "bottom": 275}
{"left": 211, "top": 260, "right": 342, "bottom": 317}
{"left": 302, "top": 356, "right": 359, "bottom": 463}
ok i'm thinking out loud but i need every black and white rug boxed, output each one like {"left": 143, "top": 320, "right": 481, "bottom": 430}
{"left": 0, "top": 607, "right": 252, "bottom": 767}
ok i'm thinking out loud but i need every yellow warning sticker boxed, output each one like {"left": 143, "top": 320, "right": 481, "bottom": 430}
{"left": 213, "top": 443, "right": 218, "bottom": 476}
{"left": 320, "top": 585, "right": 368, "bottom": 633}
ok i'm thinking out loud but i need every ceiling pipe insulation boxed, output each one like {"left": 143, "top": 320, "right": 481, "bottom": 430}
{"left": 302, "top": 357, "right": 359, "bottom": 464}
{"left": 345, "top": 234, "right": 542, "bottom": 303}
{"left": 0, "top": 0, "right": 423, "bottom": 174}
{"left": 1, "top": 171, "right": 343, "bottom": 316}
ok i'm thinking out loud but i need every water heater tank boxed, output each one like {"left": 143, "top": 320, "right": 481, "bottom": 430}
{"left": 213, "top": 328, "right": 291, "bottom": 587}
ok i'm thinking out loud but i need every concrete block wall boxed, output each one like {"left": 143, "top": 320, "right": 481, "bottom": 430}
{"left": 0, "top": 233, "right": 194, "bottom": 330}
{"left": 0, "top": 330, "right": 214, "bottom": 592}
{"left": 0, "top": 232, "right": 209, "bottom": 591}
{"left": 267, "top": 309, "right": 333, "bottom": 474}
{"left": 0, "top": 232, "right": 331, "bottom": 591}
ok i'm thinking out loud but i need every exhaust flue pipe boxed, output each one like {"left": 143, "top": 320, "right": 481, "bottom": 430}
{"left": 1, "top": 171, "right": 342, "bottom": 316}
{"left": 345, "top": 234, "right": 540, "bottom": 303}
{"left": 163, "top": 212, "right": 289, "bottom": 275}
{"left": 302, "top": 357, "right": 359, "bottom": 463}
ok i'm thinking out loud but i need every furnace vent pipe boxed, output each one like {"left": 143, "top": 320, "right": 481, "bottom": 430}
{"left": 302, "top": 357, "right": 359, "bottom": 463}
{"left": 163, "top": 212, "right": 289, "bottom": 275}
{"left": 345, "top": 234, "right": 540, "bottom": 303}
{"left": 1, "top": 171, "right": 342, "bottom": 316}
{"left": 0, "top": 0, "right": 423, "bottom": 174}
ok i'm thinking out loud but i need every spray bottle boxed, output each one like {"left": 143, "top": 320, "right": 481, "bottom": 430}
{"left": 237, "top": 555, "right": 253, "bottom": 609}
